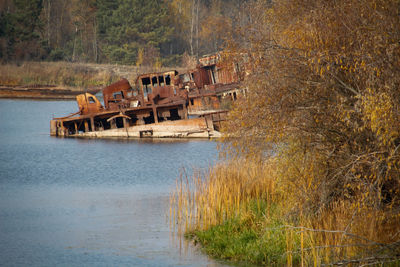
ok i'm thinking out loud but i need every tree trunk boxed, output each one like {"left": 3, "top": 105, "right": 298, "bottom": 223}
{"left": 57, "top": 1, "right": 69, "bottom": 47}
{"left": 47, "top": 0, "right": 51, "bottom": 47}
{"left": 190, "top": 0, "right": 195, "bottom": 56}
{"left": 93, "top": 16, "right": 98, "bottom": 63}
{"left": 72, "top": 25, "right": 77, "bottom": 62}
{"left": 195, "top": 0, "right": 199, "bottom": 60}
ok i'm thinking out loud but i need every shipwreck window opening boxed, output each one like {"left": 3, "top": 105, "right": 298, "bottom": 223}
{"left": 190, "top": 99, "right": 194, "bottom": 105}
{"left": 140, "top": 130, "right": 153, "bottom": 138}
{"left": 128, "top": 115, "right": 138, "bottom": 125}
{"left": 86, "top": 119, "right": 92, "bottom": 132}
{"left": 145, "top": 86, "right": 153, "bottom": 96}
{"left": 158, "top": 76, "right": 164, "bottom": 86}
{"left": 130, "top": 100, "right": 139, "bottom": 107}
{"left": 180, "top": 73, "right": 190, "bottom": 83}
{"left": 152, "top": 76, "right": 158, "bottom": 87}
{"left": 88, "top": 96, "right": 96, "bottom": 104}
{"left": 169, "top": 108, "right": 180, "bottom": 120}
{"left": 142, "top": 77, "right": 152, "bottom": 98}
{"left": 127, "top": 88, "right": 137, "bottom": 98}
{"left": 205, "top": 65, "right": 218, "bottom": 84}
{"left": 98, "top": 118, "right": 110, "bottom": 130}
{"left": 64, "top": 122, "right": 75, "bottom": 135}
{"left": 211, "top": 66, "right": 217, "bottom": 84}
{"left": 69, "top": 124, "right": 76, "bottom": 135}
{"left": 157, "top": 115, "right": 164, "bottom": 122}
{"left": 132, "top": 86, "right": 139, "bottom": 96}
{"left": 142, "top": 77, "right": 151, "bottom": 90}
{"left": 77, "top": 120, "right": 85, "bottom": 133}
{"left": 93, "top": 119, "right": 104, "bottom": 131}
{"left": 113, "top": 91, "right": 124, "bottom": 100}
{"left": 144, "top": 112, "right": 155, "bottom": 124}
{"left": 116, "top": 117, "right": 124, "bottom": 128}
{"left": 165, "top": 75, "right": 171, "bottom": 85}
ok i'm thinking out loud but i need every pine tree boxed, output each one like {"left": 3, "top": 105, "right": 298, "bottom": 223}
{"left": 0, "top": 0, "right": 44, "bottom": 60}
{"left": 96, "top": 0, "right": 174, "bottom": 65}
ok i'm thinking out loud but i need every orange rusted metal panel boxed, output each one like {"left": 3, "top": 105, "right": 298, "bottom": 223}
{"left": 76, "top": 93, "right": 103, "bottom": 115}
{"left": 102, "top": 78, "right": 132, "bottom": 109}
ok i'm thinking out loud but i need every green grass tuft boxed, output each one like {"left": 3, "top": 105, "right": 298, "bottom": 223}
{"left": 188, "top": 200, "right": 300, "bottom": 266}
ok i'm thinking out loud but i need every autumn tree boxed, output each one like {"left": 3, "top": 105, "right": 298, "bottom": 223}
{"left": 168, "top": 0, "right": 192, "bottom": 56}
{"left": 226, "top": 0, "right": 400, "bottom": 217}
{"left": 199, "top": 0, "right": 232, "bottom": 54}
{"left": 69, "top": 0, "right": 98, "bottom": 62}
{"left": 218, "top": 0, "right": 400, "bottom": 263}
{"left": 0, "top": 0, "right": 44, "bottom": 61}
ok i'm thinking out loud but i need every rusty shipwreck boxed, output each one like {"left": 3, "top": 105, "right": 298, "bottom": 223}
{"left": 50, "top": 54, "right": 246, "bottom": 139}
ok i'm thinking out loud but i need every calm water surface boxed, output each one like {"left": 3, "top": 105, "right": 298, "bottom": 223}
{"left": 0, "top": 100, "right": 226, "bottom": 266}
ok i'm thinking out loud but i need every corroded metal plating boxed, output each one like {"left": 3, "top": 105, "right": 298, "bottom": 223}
{"left": 50, "top": 54, "right": 244, "bottom": 138}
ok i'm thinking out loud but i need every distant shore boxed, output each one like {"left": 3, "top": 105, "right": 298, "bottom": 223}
{"left": 0, "top": 61, "right": 178, "bottom": 100}
{"left": 0, "top": 85, "right": 100, "bottom": 100}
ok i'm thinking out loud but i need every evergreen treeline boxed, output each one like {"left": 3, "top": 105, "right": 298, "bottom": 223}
{"left": 0, "top": 0, "right": 247, "bottom": 66}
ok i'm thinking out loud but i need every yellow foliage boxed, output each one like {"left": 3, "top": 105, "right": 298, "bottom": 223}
{"left": 136, "top": 48, "right": 144, "bottom": 67}
{"left": 172, "top": 0, "right": 400, "bottom": 264}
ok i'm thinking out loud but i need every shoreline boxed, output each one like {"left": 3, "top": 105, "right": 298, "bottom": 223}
{"left": 0, "top": 85, "right": 101, "bottom": 100}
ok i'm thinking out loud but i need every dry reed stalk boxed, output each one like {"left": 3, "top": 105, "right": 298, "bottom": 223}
{"left": 282, "top": 199, "right": 400, "bottom": 265}
{"left": 170, "top": 159, "right": 276, "bottom": 232}
{"left": 170, "top": 153, "right": 400, "bottom": 265}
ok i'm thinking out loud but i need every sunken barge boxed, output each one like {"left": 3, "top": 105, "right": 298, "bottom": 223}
{"left": 50, "top": 54, "right": 246, "bottom": 139}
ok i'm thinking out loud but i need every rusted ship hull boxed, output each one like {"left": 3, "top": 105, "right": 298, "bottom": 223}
{"left": 50, "top": 104, "right": 227, "bottom": 139}
{"left": 49, "top": 53, "right": 243, "bottom": 139}
{"left": 51, "top": 117, "right": 221, "bottom": 138}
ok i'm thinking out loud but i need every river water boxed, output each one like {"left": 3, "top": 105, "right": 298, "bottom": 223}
{"left": 0, "top": 100, "right": 225, "bottom": 266}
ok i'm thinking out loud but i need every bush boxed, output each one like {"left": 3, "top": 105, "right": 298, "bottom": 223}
{"left": 171, "top": 0, "right": 400, "bottom": 265}
{"left": 48, "top": 48, "right": 67, "bottom": 61}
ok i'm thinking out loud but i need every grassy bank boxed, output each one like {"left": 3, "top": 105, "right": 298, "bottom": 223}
{"left": 170, "top": 158, "right": 400, "bottom": 266}
{"left": 0, "top": 61, "right": 176, "bottom": 90}
{"left": 186, "top": 200, "right": 295, "bottom": 266}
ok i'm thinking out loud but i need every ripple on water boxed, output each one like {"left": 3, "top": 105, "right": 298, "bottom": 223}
{"left": 0, "top": 99, "right": 226, "bottom": 266}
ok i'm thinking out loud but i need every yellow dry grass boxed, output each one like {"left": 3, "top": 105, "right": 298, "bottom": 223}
{"left": 0, "top": 61, "right": 179, "bottom": 88}
{"left": 293, "top": 201, "right": 400, "bottom": 266}
{"left": 170, "top": 156, "right": 400, "bottom": 265}
{"left": 170, "top": 159, "right": 277, "bottom": 233}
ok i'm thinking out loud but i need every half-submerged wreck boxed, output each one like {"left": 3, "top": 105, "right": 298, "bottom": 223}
{"left": 50, "top": 54, "right": 244, "bottom": 138}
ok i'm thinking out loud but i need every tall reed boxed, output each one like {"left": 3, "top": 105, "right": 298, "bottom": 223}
{"left": 296, "top": 201, "right": 400, "bottom": 266}
{"left": 170, "top": 156, "right": 400, "bottom": 265}
{"left": 170, "top": 159, "right": 277, "bottom": 233}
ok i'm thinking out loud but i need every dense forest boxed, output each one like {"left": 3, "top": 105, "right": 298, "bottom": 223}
{"left": 0, "top": 0, "right": 248, "bottom": 66}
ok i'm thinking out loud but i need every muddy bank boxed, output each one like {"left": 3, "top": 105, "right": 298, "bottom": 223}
{"left": 0, "top": 85, "right": 100, "bottom": 99}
